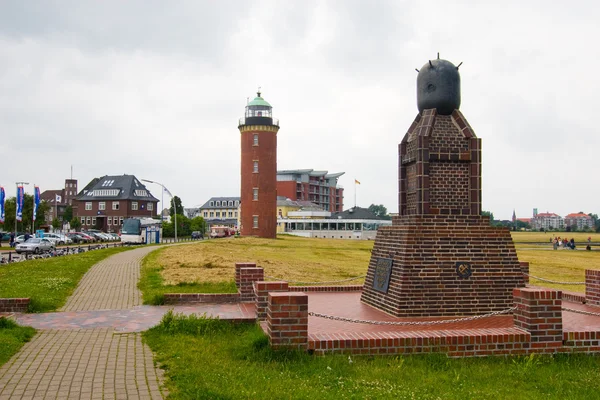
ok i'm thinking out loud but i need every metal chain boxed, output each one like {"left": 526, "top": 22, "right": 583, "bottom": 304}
{"left": 562, "top": 307, "right": 600, "bottom": 317}
{"left": 308, "top": 306, "right": 517, "bottom": 326}
{"left": 523, "top": 273, "right": 585, "bottom": 285}
{"left": 264, "top": 275, "right": 366, "bottom": 285}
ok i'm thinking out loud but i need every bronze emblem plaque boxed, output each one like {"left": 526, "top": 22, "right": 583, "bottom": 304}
{"left": 373, "top": 258, "right": 393, "bottom": 293}
{"left": 456, "top": 262, "right": 472, "bottom": 279}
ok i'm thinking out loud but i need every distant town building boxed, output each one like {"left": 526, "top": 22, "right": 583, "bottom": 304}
{"left": 280, "top": 206, "right": 391, "bottom": 240}
{"left": 40, "top": 178, "right": 79, "bottom": 223}
{"left": 276, "top": 169, "right": 344, "bottom": 212}
{"left": 564, "top": 213, "right": 594, "bottom": 230}
{"left": 198, "top": 197, "right": 240, "bottom": 228}
{"left": 73, "top": 175, "right": 158, "bottom": 232}
{"left": 531, "top": 212, "right": 564, "bottom": 230}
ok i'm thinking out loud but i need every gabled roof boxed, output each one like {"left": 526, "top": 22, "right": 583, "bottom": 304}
{"left": 199, "top": 197, "right": 240, "bottom": 209}
{"left": 40, "top": 189, "right": 64, "bottom": 204}
{"left": 565, "top": 213, "right": 592, "bottom": 219}
{"left": 75, "top": 175, "right": 159, "bottom": 202}
{"left": 534, "top": 212, "right": 562, "bottom": 218}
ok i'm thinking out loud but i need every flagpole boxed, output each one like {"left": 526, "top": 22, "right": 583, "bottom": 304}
{"left": 354, "top": 180, "right": 357, "bottom": 208}
{"left": 32, "top": 184, "right": 35, "bottom": 234}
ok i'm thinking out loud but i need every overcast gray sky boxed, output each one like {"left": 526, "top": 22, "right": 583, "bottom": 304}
{"left": 1, "top": 0, "right": 598, "bottom": 220}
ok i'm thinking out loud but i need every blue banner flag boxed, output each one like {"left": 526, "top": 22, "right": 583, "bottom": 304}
{"left": 33, "top": 186, "right": 41, "bottom": 221}
{"left": 16, "top": 185, "right": 24, "bottom": 222}
{"left": 0, "top": 187, "right": 5, "bottom": 223}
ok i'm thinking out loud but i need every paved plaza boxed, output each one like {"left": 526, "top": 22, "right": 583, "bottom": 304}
{"left": 0, "top": 248, "right": 167, "bottom": 400}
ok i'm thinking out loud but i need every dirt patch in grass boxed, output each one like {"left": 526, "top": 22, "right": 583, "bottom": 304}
{"left": 156, "top": 236, "right": 373, "bottom": 286}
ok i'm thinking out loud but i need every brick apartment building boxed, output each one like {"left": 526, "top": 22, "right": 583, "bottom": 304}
{"left": 531, "top": 212, "right": 564, "bottom": 230}
{"left": 40, "top": 178, "right": 78, "bottom": 223}
{"left": 73, "top": 175, "right": 158, "bottom": 232}
{"left": 564, "top": 212, "right": 594, "bottom": 230}
{"left": 276, "top": 169, "right": 344, "bottom": 212}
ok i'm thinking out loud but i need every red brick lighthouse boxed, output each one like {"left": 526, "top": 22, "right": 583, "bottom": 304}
{"left": 238, "top": 91, "right": 280, "bottom": 238}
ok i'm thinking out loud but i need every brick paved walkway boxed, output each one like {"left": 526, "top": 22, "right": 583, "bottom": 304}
{"left": 61, "top": 247, "right": 156, "bottom": 312}
{"left": 0, "top": 247, "right": 167, "bottom": 400}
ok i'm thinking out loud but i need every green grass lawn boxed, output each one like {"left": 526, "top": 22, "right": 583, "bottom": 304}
{"left": 0, "top": 317, "right": 36, "bottom": 367}
{"left": 144, "top": 312, "right": 600, "bottom": 400}
{"left": 139, "top": 247, "right": 237, "bottom": 305}
{"left": 0, "top": 247, "right": 132, "bottom": 312}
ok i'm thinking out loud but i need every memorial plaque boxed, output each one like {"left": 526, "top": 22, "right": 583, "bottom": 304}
{"left": 455, "top": 262, "right": 472, "bottom": 279}
{"left": 373, "top": 258, "right": 393, "bottom": 293}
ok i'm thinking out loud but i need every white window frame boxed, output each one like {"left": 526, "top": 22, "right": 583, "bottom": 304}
{"left": 86, "top": 217, "right": 91, "bottom": 225}
{"left": 204, "top": 211, "right": 208, "bottom": 217}
{"left": 92, "top": 217, "right": 96, "bottom": 226}
{"left": 253, "top": 134, "right": 258, "bottom": 146}
{"left": 253, "top": 161, "right": 258, "bottom": 173}
{"left": 253, "top": 188, "right": 258, "bottom": 201}
{"left": 148, "top": 203, "right": 154, "bottom": 211}
{"left": 81, "top": 217, "right": 85, "bottom": 225}
{"left": 108, "top": 217, "right": 112, "bottom": 226}
{"left": 119, "top": 217, "right": 124, "bottom": 226}
{"left": 112, "top": 202, "right": 120, "bottom": 210}
{"left": 85, "top": 202, "right": 92, "bottom": 211}
{"left": 99, "top": 202, "right": 106, "bottom": 211}
{"left": 253, "top": 216, "right": 259, "bottom": 229}
{"left": 132, "top": 202, "right": 138, "bottom": 211}
{"left": 216, "top": 211, "right": 221, "bottom": 217}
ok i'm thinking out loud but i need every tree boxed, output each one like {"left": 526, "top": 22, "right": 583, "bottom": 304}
{"left": 190, "top": 216, "right": 207, "bottom": 233}
{"left": 52, "top": 218, "right": 61, "bottom": 230}
{"left": 169, "top": 196, "right": 184, "bottom": 217}
{"left": 63, "top": 205, "right": 73, "bottom": 223}
{"left": 368, "top": 204, "right": 390, "bottom": 219}
{"left": 0, "top": 195, "right": 50, "bottom": 233}
{"left": 70, "top": 217, "right": 82, "bottom": 230}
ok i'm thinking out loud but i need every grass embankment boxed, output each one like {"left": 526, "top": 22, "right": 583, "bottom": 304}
{"left": 0, "top": 247, "right": 131, "bottom": 312}
{"left": 139, "top": 236, "right": 372, "bottom": 304}
{"left": 0, "top": 317, "right": 36, "bottom": 367}
{"left": 511, "top": 231, "right": 599, "bottom": 244}
{"left": 141, "top": 234, "right": 600, "bottom": 298}
{"left": 144, "top": 312, "right": 600, "bottom": 400}
{"left": 511, "top": 232, "right": 600, "bottom": 292}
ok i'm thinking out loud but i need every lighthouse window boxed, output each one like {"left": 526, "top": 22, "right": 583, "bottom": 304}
{"left": 253, "top": 188, "right": 258, "bottom": 201}
{"left": 253, "top": 161, "right": 258, "bottom": 173}
{"left": 253, "top": 134, "right": 258, "bottom": 146}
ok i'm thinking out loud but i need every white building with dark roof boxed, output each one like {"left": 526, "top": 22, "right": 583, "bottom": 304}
{"left": 198, "top": 196, "right": 240, "bottom": 228}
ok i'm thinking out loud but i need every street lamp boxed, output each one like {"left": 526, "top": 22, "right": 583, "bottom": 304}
{"left": 15, "top": 182, "right": 29, "bottom": 234}
{"left": 141, "top": 179, "right": 177, "bottom": 242}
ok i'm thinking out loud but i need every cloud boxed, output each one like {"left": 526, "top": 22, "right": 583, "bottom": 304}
{"left": 0, "top": 0, "right": 598, "bottom": 220}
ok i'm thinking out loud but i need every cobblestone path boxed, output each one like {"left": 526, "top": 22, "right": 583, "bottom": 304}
{"left": 0, "top": 247, "right": 167, "bottom": 400}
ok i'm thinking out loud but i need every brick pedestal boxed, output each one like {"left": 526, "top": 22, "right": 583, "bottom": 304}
{"left": 254, "top": 281, "right": 289, "bottom": 320}
{"left": 361, "top": 215, "right": 525, "bottom": 317}
{"left": 513, "top": 288, "right": 563, "bottom": 350}
{"left": 239, "top": 267, "right": 264, "bottom": 302}
{"left": 267, "top": 292, "right": 308, "bottom": 350}
{"left": 520, "top": 261, "right": 530, "bottom": 284}
{"left": 235, "top": 262, "right": 256, "bottom": 289}
{"left": 585, "top": 270, "right": 600, "bottom": 306}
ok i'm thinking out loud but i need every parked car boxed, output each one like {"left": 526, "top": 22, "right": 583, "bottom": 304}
{"left": 15, "top": 238, "right": 55, "bottom": 254}
{"left": 107, "top": 233, "right": 121, "bottom": 241}
{"left": 84, "top": 231, "right": 104, "bottom": 241}
{"left": 75, "top": 232, "right": 96, "bottom": 243}
{"left": 66, "top": 232, "right": 87, "bottom": 244}
{"left": 43, "top": 233, "right": 72, "bottom": 246}
{"left": 191, "top": 231, "right": 203, "bottom": 239}
{"left": 1, "top": 232, "right": 11, "bottom": 241}
{"left": 15, "top": 235, "right": 28, "bottom": 244}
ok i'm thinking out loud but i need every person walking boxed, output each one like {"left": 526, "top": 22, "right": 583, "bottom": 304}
{"left": 9, "top": 232, "right": 15, "bottom": 248}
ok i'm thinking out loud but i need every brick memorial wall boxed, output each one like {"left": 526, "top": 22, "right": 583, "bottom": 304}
{"left": 361, "top": 105, "right": 525, "bottom": 317}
